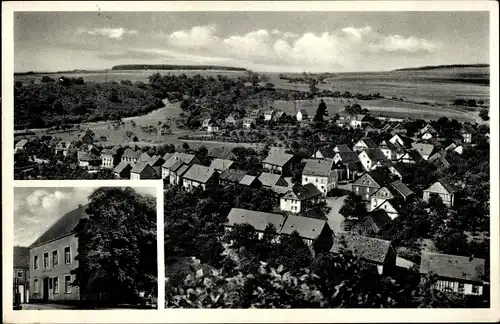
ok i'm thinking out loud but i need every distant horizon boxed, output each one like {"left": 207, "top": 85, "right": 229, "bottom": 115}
{"left": 13, "top": 62, "right": 490, "bottom": 75}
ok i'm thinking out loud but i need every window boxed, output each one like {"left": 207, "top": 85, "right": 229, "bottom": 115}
{"left": 315, "top": 178, "right": 318, "bottom": 183}
{"left": 52, "top": 277, "right": 59, "bottom": 294}
{"left": 305, "top": 177, "right": 308, "bottom": 182}
{"left": 321, "top": 186, "right": 324, "bottom": 189}
{"left": 33, "top": 279, "right": 39, "bottom": 293}
{"left": 52, "top": 250, "right": 59, "bottom": 267}
{"left": 472, "top": 285, "right": 479, "bottom": 294}
{"left": 64, "top": 247, "right": 71, "bottom": 264}
{"left": 43, "top": 252, "right": 49, "bottom": 268}
{"left": 17, "top": 270, "right": 23, "bottom": 278}
{"left": 33, "top": 255, "right": 39, "bottom": 270}
{"left": 65, "top": 275, "right": 72, "bottom": 293}
{"left": 458, "top": 283, "right": 464, "bottom": 293}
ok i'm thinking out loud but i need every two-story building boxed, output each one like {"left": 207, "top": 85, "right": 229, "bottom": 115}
{"left": 369, "top": 180, "right": 414, "bottom": 219}
{"left": 100, "top": 147, "right": 120, "bottom": 169}
{"left": 14, "top": 246, "right": 30, "bottom": 304}
{"left": 161, "top": 152, "right": 199, "bottom": 182}
{"left": 55, "top": 141, "right": 77, "bottom": 157}
{"left": 262, "top": 151, "right": 294, "bottom": 176}
{"left": 209, "top": 158, "right": 234, "bottom": 173}
{"left": 182, "top": 165, "right": 219, "bottom": 191}
{"left": 420, "top": 252, "right": 486, "bottom": 296}
{"left": 264, "top": 110, "right": 275, "bottom": 122}
{"left": 358, "top": 148, "right": 390, "bottom": 171}
{"left": 423, "top": 178, "right": 459, "bottom": 207}
{"left": 349, "top": 114, "right": 370, "bottom": 128}
{"left": 280, "top": 183, "right": 322, "bottom": 214}
{"left": 29, "top": 204, "right": 87, "bottom": 302}
{"left": 78, "top": 152, "right": 102, "bottom": 170}
{"left": 121, "top": 148, "right": 141, "bottom": 165}
{"left": 351, "top": 170, "right": 391, "bottom": 201}
{"left": 302, "top": 159, "right": 337, "bottom": 196}
{"left": 130, "top": 162, "right": 158, "bottom": 180}
{"left": 459, "top": 125, "right": 475, "bottom": 144}
{"left": 352, "top": 137, "right": 378, "bottom": 153}
{"left": 225, "top": 113, "right": 240, "bottom": 127}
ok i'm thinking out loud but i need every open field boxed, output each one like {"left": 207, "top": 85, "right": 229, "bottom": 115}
{"left": 272, "top": 97, "right": 480, "bottom": 123}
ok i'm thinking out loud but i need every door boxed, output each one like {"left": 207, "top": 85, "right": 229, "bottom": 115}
{"left": 19, "top": 285, "right": 25, "bottom": 303}
{"left": 43, "top": 278, "right": 49, "bottom": 302}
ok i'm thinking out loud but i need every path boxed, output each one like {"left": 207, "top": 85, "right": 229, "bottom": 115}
{"left": 325, "top": 196, "right": 347, "bottom": 232}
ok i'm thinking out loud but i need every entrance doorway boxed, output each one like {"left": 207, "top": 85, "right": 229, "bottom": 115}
{"left": 42, "top": 278, "right": 49, "bottom": 302}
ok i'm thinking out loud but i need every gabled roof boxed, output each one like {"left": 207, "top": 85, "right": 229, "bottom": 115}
{"left": 314, "top": 146, "right": 336, "bottom": 159}
{"left": 139, "top": 152, "right": 151, "bottom": 163}
{"left": 282, "top": 183, "right": 322, "bottom": 201}
{"left": 420, "top": 252, "right": 485, "bottom": 282}
{"left": 387, "top": 179, "right": 414, "bottom": 199}
{"left": 162, "top": 152, "right": 175, "bottom": 161}
{"left": 131, "top": 162, "right": 153, "bottom": 174}
{"left": 15, "top": 139, "right": 29, "bottom": 147}
{"left": 239, "top": 175, "right": 259, "bottom": 186}
{"left": 101, "top": 147, "right": 119, "bottom": 156}
{"left": 460, "top": 124, "right": 476, "bottom": 134}
{"left": 114, "top": 161, "right": 132, "bottom": 173}
{"left": 428, "top": 152, "right": 451, "bottom": 168}
{"left": 182, "top": 164, "right": 217, "bottom": 183}
{"left": 220, "top": 169, "right": 247, "bottom": 183}
{"left": 425, "top": 178, "right": 460, "bottom": 194}
{"left": 122, "top": 148, "right": 141, "bottom": 159}
{"left": 331, "top": 232, "right": 392, "bottom": 264}
{"left": 209, "top": 158, "right": 234, "bottom": 172}
{"left": 411, "top": 143, "right": 435, "bottom": 157}
{"left": 13, "top": 246, "right": 30, "bottom": 268}
{"left": 80, "top": 151, "right": 101, "bottom": 161}
{"left": 335, "top": 151, "right": 360, "bottom": 163}
{"left": 303, "top": 159, "right": 334, "bottom": 177}
{"left": 360, "top": 148, "right": 387, "bottom": 162}
{"left": 258, "top": 172, "right": 288, "bottom": 187}
{"left": 353, "top": 114, "right": 368, "bottom": 121}
{"left": 281, "top": 215, "right": 328, "bottom": 240}
{"left": 355, "top": 137, "right": 378, "bottom": 149}
{"left": 226, "top": 208, "right": 286, "bottom": 232}
{"left": 30, "top": 204, "right": 89, "bottom": 248}
{"left": 262, "top": 151, "right": 294, "bottom": 167}
{"left": 147, "top": 155, "right": 165, "bottom": 167}
{"left": 163, "top": 152, "right": 197, "bottom": 168}
{"left": 353, "top": 170, "right": 390, "bottom": 187}
{"left": 208, "top": 147, "right": 236, "bottom": 160}
{"left": 420, "top": 124, "right": 437, "bottom": 135}
{"left": 55, "top": 141, "right": 73, "bottom": 150}
{"left": 334, "top": 144, "right": 353, "bottom": 153}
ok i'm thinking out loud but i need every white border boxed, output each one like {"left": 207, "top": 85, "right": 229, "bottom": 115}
{"left": 2, "top": 1, "right": 499, "bottom": 323}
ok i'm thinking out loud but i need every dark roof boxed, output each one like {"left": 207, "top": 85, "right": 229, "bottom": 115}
{"left": 30, "top": 204, "right": 89, "bottom": 248}
{"left": 262, "top": 151, "right": 294, "bottom": 166}
{"left": 353, "top": 170, "right": 390, "bottom": 187}
{"left": 114, "top": 161, "right": 132, "bottom": 173}
{"left": 183, "top": 164, "right": 217, "bottom": 183}
{"left": 387, "top": 180, "right": 414, "bottom": 198}
{"left": 315, "top": 147, "right": 336, "bottom": 159}
{"left": 331, "top": 232, "right": 393, "bottom": 264}
{"left": 438, "top": 178, "right": 460, "bottom": 193}
{"left": 303, "top": 159, "right": 334, "bottom": 177}
{"left": 283, "top": 183, "right": 322, "bottom": 201}
{"left": 208, "top": 147, "right": 236, "bottom": 160}
{"left": 122, "top": 148, "right": 141, "bottom": 159}
{"left": 390, "top": 163, "right": 412, "bottom": 178}
{"left": 336, "top": 151, "right": 359, "bottom": 163}
{"left": 334, "top": 144, "right": 353, "bottom": 153}
{"left": 299, "top": 109, "right": 308, "bottom": 115}
{"left": 13, "top": 246, "right": 30, "bottom": 268}
{"left": 420, "top": 252, "right": 485, "bottom": 282}
{"left": 281, "top": 216, "right": 328, "bottom": 240}
{"left": 148, "top": 155, "right": 165, "bottom": 166}
{"left": 55, "top": 141, "right": 73, "bottom": 150}
{"left": 357, "top": 137, "right": 378, "bottom": 149}
{"left": 362, "top": 148, "right": 387, "bottom": 162}
{"left": 131, "top": 162, "right": 153, "bottom": 174}
{"left": 370, "top": 210, "right": 392, "bottom": 229}
{"left": 226, "top": 208, "right": 286, "bottom": 232}
{"left": 220, "top": 169, "right": 247, "bottom": 183}
{"left": 460, "top": 124, "right": 476, "bottom": 134}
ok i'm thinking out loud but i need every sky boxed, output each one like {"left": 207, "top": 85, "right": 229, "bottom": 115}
{"left": 14, "top": 11, "right": 489, "bottom": 73}
{"left": 14, "top": 186, "right": 157, "bottom": 247}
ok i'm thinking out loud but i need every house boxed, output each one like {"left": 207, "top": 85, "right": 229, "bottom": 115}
{"left": 15, "top": 139, "right": 29, "bottom": 153}
{"left": 202, "top": 118, "right": 212, "bottom": 129}
{"left": 208, "top": 147, "right": 237, "bottom": 160}
{"left": 121, "top": 148, "right": 141, "bottom": 164}
{"left": 388, "top": 163, "right": 412, "bottom": 181}
{"left": 411, "top": 143, "right": 435, "bottom": 161}
{"left": 280, "top": 183, "right": 322, "bottom": 214}
{"left": 349, "top": 114, "right": 370, "bottom": 128}
{"left": 55, "top": 141, "right": 76, "bottom": 157}
{"left": 130, "top": 162, "right": 157, "bottom": 180}
{"left": 113, "top": 161, "right": 133, "bottom": 179}
{"left": 358, "top": 148, "right": 390, "bottom": 171}
{"left": 14, "top": 246, "right": 30, "bottom": 303}
{"left": 311, "top": 147, "right": 336, "bottom": 160}
{"left": 250, "top": 109, "right": 262, "bottom": 119}
{"left": 182, "top": 164, "right": 219, "bottom": 191}
{"left": 390, "top": 123, "right": 407, "bottom": 135}
{"left": 100, "top": 147, "right": 120, "bottom": 169}
{"left": 428, "top": 152, "right": 451, "bottom": 170}
{"left": 444, "top": 142, "right": 464, "bottom": 155}
{"left": 258, "top": 172, "right": 289, "bottom": 188}
{"left": 302, "top": 159, "right": 337, "bottom": 196}
{"left": 161, "top": 152, "right": 199, "bottom": 181}
{"left": 423, "top": 178, "right": 460, "bottom": 207}
{"left": 29, "top": 204, "right": 87, "bottom": 302}
{"left": 330, "top": 232, "right": 396, "bottom": 275}
{"left": 147, "top": 155, "right": 166, "bottom": 176}
{"left": 264, "top": 110, "right": 275, "bottom": 121}
{"left": 352, "top": 170, "right": 390, "bottom": 201}
{"left": 459, "top": 125, "right": 475, "bottom": 143}
{"left": 138, "top": 152, "right": 151, "bottom": 164}
{"left": 364, "top": 125, "right": 382, "bottom": 136}
{"left": 419, "top": 124, "right": 438, "bottom": 139}
{"left": 350, "top": 210, "right": 391, "bottom": 236}
{"left": 274, "top": 111, "right": 285, "bottom": 121}
{"left": 333, "top": 144, "right": 353, "bottom": 153}
{"left": 352, "top": 137, "right": 378, "bottom": 152}
{"left": 332, "top": 151, "right": 361, "bottom": 180}
{"left": 421, "top": 130, "right": 436, "bottom": 140}
{"left": 370, "top": 179, "right": 414, "bottom": 214}
{"left": 396, "top": 149, "right": 422, "bottom": 164}
{"left": 81, "top": 133, "right": 94, "bottom": 145}
{"left": 281, "top": 216, "right": 333, "bottom": 249}
{"left": 420, "top": 252, "right": 486, "bottom": 296}
{"left": 219, "top": 169, "right": 262, "bottom": 188}
{"left": 378, "top": 140, "right": 403, "bottom": 161}
{"left": 77, "top": 144, "right": 97, "bottom": 162}
{"left": 226, "top": 208, "right": 286, "bottom": 240}
{"left": 389, "top": 134, "right": 412, "bottom": 148}
{"left": 78, "top": 152, "right": 102, "bottom": 170}
{"left": 225, "top": 114, "right": 240, "bottom": 127}
{"left": 207, "top": 122, "right": 220, "bottom": 133}
{"left": 242, "top": 117, "right": 256, "bottom": 129}
{"left": 209, "top": 158, "right": 234, "bottom": 173}
{"left": 296, "top": 109, "right": 308, "bottom": 121}
{"left": 262, "top": 151, "right": 294, "bottom": 175}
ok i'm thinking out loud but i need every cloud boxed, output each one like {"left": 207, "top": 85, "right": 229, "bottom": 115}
{"left": 77, "top": 27, "right": 138, "bottom": 40}
{"left": 162, "top": 24, "right": 439, "bottom": 71}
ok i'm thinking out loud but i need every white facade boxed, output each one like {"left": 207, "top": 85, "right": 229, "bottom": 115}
{"left": 433, "top": 279, "right": 483, "bottom": 296}
{"left": 101, "top": 155, "right": 114, "bottom": 168}
{"left": 207, "top": 125, "right": 219, "bottom": 133}
{"left": 183, "top": 179, "right": 206, "bottom": 192}
{"left": 280, "top": 198, "right": 302, "bottom": 213}
{"left": 358, "top": 150, "right": 376, "bottom": 171}
{"left": 302, "top": 173, "right": 335, "bottom": 196}
{"left": 421, "top": 132, "right": 434, "bottom": 140}
{"left": 130, "top": 172, "right": 141, "bottom": 181}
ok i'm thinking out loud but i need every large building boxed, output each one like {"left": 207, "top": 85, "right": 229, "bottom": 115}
{"left": 29, "top": 204, "right": 88, "bottom": 302}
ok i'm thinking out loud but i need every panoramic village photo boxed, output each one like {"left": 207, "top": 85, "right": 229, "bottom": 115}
{"left": 12, "top": 10, "right": 491, "bottom": 309}
{"left": 13, "top": 186, "right": 158, "bottom": 310}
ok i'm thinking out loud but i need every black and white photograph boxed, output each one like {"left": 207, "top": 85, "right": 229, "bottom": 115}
{"left": 13, "top": 185, "right": 158, "bottom": 310}
{"left": 3, "top": 1, "right": 499, "bottom": 322}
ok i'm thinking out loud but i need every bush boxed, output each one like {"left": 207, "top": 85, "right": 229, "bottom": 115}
{"left": 479, "top": 109, "right": 489, "bottom": 121}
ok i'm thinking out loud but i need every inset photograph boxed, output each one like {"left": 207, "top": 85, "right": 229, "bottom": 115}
{"left": 13, "top": 185, "right": 158, "bottom": 310}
